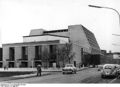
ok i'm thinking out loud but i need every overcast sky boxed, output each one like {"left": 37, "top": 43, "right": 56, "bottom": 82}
{"left": 1, "top": 0, "right": 120, "bottom": 52}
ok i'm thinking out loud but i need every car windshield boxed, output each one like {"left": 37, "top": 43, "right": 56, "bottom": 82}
{"left": 66, "top": 64, "right": 73, "bottom": 67}
{"left": 104, "top": 65, "right": 113, "bottom": 69}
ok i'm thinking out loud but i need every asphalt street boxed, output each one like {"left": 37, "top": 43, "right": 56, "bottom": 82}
{"left": 1, "top": 68, "right": 120, "bottom": 83}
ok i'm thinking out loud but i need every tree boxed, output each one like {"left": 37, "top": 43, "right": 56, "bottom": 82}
{"left": 56, "top": 43, "right": 75, "bottom": 67}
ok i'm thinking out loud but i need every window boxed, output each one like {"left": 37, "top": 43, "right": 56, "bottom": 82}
{"left": 35, "top": 45, "right": 42, "bottom": 60}
{"left": 22, "top": 46, "right": 28, "bottom": 60}
{"left": 9, "top": 47, "right": 15, "bottom": 61}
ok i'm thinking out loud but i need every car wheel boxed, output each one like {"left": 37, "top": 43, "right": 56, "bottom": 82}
{"left": 74, "top": 71, "right": 76, "bottom": 74}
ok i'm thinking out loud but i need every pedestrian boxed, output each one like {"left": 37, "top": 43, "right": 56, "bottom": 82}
{"left": 4, "top": 65, "right": 8, "bottom": 70}
{"left": 36, "top": 64, "right": 42, "bottom": 76}
{"left": 6, "top": 65, "right": 8, "bottom": 70}
{"left": 4, "top": 66, "right": 6, "bottom": 70}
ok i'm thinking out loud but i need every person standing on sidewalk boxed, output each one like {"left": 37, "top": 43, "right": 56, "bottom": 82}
{"left": 4, "top": 65, "right": 8, "bottom": 70}
{"left": 36, "top": 64, "right": 42, "bottom": 76}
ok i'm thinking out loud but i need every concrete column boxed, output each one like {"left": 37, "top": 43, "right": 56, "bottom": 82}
{"left": 28, "top": 46, "right": 35, "bottom": 67}
{"left": 31, "top": 60, "right": 34, "bottom": 68}
{"left": 15, "top": 61, "right": 20, "bottom": 68}
{"left": 15, "top": 46, "right": 21, "bottom": 68}
{"left": 3, "top": 46, "right": 9, "bottom": 67}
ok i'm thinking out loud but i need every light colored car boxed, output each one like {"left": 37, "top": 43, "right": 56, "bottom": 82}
{"left": 62, "top": 64, "right": 77, "bottom": 74}
{"left": 101, "top": 64, "right": 118, "bottom": 78}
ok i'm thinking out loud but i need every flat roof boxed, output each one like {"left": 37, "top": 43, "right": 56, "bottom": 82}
{"left": 2, "top": 40, "right": 61, "bottom": 46}
{"left": 23, "top": 34, "right": 69, "bottom": 38}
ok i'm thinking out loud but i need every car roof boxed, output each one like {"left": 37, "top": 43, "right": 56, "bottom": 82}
{"left": 66, "top": 64, "right": 74, "bottom": 65}
{"left": 103, "top": 64, "right": 115, "bottom": 68}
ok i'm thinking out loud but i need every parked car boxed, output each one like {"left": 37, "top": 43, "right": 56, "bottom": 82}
{"left": 114, "top": 64, "right": 120, "bottom": 68}
{"left": 62, "top": 64, "right": 77, "bottom": 74}
{"left": 101, "top": 64, "right": 118, "bottom": 78}
{"left": 89, "top": 65, "right": 94, "bottom": 68}
{"left": 115, "top": 64, "right": 120, "bottom": 78}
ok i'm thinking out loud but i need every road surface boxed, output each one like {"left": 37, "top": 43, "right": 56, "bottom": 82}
{"left": 1, "top": 68, "right": 120, "bottom": 83}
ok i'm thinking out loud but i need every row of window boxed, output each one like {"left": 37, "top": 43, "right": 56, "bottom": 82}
{"left": 83, "top": 27, "right": 99, "bottom": 48}
{"left": 44, "top": 29, "right": 68, "bottom": 33}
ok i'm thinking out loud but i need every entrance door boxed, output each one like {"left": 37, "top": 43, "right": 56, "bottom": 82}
{"left": 9, "top": 62, "right": 14, "bottom": 68}
{"left": 34, "top": 61, "right": 41, "bottom": 67}
{"left": 20, "top": 62, "right": 28, "bottom": 67}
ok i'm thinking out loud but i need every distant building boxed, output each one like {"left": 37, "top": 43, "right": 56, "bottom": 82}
{"left": 100, "top": 50, "right": 120, "bottom": 64}
{"left": 2, "top": 24, "right": 101, "bottom": 68}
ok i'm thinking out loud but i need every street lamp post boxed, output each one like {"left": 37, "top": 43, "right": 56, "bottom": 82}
{"left": 89, "top": 5, "right": 120, "bottom": 63}
{"left": 88, "top": 5, "right": 120, "bottom": 27}
{"left": 112, "top": 34, "right": 120, "bottom": 36}
{"left": 89, "top": 4, "right": 120, "bottom": 49}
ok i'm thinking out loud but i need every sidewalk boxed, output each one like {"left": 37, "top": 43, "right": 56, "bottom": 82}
{"left": 0, "top": 72, "right": 55, "bottom": 82}
{"left": 12, "top": 72, "right": 52, "bottom": 78}
{"left": 0, "top": 68, "right": 62, "bottom": 77}
{"left": 11, "top": 67, "right": 89, "bottom": 78}
{"left": 0, "top": 67, "right": 88, "bottom": 72}
{"left": 0, "top": 67, "right": 62, "bottom": 72}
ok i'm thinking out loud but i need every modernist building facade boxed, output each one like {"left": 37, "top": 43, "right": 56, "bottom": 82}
{"left": 2, "top": 24, "right": 101, "bottom": 68}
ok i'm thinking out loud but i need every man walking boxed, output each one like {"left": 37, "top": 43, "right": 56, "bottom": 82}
{"left": 37, "top": 64, "right": 42, "bottom": 76}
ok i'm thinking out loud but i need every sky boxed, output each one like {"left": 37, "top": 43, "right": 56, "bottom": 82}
{"left": 1, "top": 0, "right": 120, "bottom": 52}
